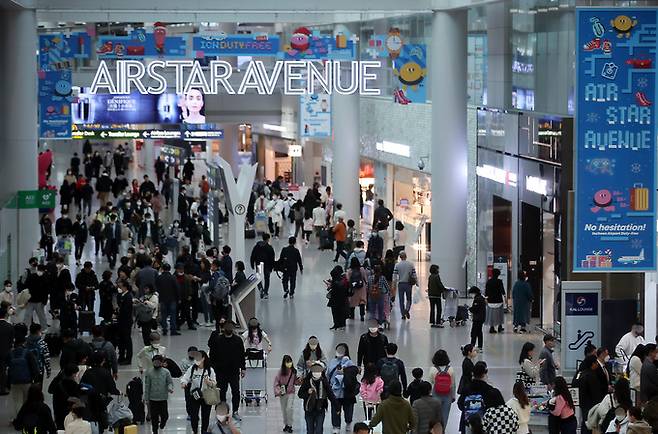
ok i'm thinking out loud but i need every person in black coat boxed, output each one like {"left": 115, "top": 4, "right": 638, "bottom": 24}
{"left": 39, "top": 216, "right": 55, "bottom": 260}
{"left": 155, "top": 263, "right": 181, "bottom": 336}
{"left": 116, "top": 280, "right": 133, "bottom": 364}
{"left": 468, "top": 286, "right": 487, "bottom": 350}
{"left": 208, "top": 320, "right": 245, "bottom": 419}
{"left": 279, "top": 237, "right": 304, "bottom": 299}
{"left": 103, "top": 214, "right": 122, "bottom": 269}
{"left": 578, "top": 355, "right": 607, "bottom": 434}
{"left": 183, "top": 157, "right": 195, "bottom": 182}
{"left": 641, "top": 344, "right": 658, "bottom": 403}
{"left": 48, "top": 363, "right": 80, "bottom": 429}
{"left": 55, "top": 213, "right": 73, "bottom": 237}
{"left": 80, "top": 180, "right": 94, "bottom": 217}
{"left": 13, "top": 385, "right": 57, "bottom": 434}
{"left": 72, "top": 215, "right": 88, "bottom": 265}
{"left": 59, "top": 180, "right": 73, "bottom": 213}
{"left": 154, "top": 156, "right": 166, "bottom": 185}
{"left": 98, "top": 270, "right": 116, "bottom": 323}
{"left": 250, "top": 233, "right": 275, "bottom": 299}
{"left": 112, "top": 174, "right": 128, "bottom": 198}
{"left": 219, "top": 246, "right": 233, "bottom": 283}
{"left": 357, "top": 323, "right": 389, "bottom": 368}
{"left": 457, "top": 361, "right": 495, "bottom": 433}
{"left": 74, "top": 262, "right": 98, "bottom": 312}
{"left": 458, "top": 344, "right": 477, "bottom": 395}
{"left": 326, "top": 266, "right": 348, "bottom": 330}
{"left": 0, "top": 306, "right": 14, "bottom": 395}
{"left": 95, "top": 171, "right": 113, "bottom": 204}
{"left": 298, "top": 362, "right": 336, "bottom": 433}
{"left": 484, "top": 269, "right": 506, "bottom": 333}
{"left": 70, "top": 153, "right": 81, "bottom": 176}
{"left": 139, "top": 175, "right": 156, "bottom": 197}
{"left": 372, "top": 199, "right": 394, "bottom": 230}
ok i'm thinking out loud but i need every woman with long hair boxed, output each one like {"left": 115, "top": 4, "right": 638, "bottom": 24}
{"left": 13, "top": 384, "right": 57, "bottom": 434}
{"left": 242, "top": 317, "right": 273, "bottom": 354}
{"left": 506, "top": 382, "right": 531, "bottom": 434}
{"left": 427, "top": 349, "right": 455, "bottom": 428}
{"left": 627, "top": 343, "right": 645, "bottom": 399}
{"left": 347, "top": 256, "right": 368, "bottom": 322}
{"left": 274, "top": 355, "right": 297, "bottom": 433}
{"left": 458, "top": 344, "right": 478, "bottom": 395}
{"left": 180, "top": 350, "right": 217, "bottom": 434}
{"left": 551, "top": 376, "right": 577, "bottom": 433}
{"left": 359, "top": 363, "right": 384, "bottom": 420}
{"left": 296, "top": 336, "right": 327, "bottom": 379}
{"left": 326, "top": 266, "right": 349, "bottom": 330}
{"left": 517, "top": 342, "right": 540, "bottom": 386}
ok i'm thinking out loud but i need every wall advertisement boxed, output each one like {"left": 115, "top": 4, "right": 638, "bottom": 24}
{"left": 575, "top": 8, "right": 657, "bottom": 271}
{"left": 300, "top": 94, "right": 331, "bottom": 137}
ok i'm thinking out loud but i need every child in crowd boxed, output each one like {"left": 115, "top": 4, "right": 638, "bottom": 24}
{"left": 144, "top": 355, "right": 174, "bottom": 434}
{"left": 359, "top": 363, "right": 384, "bottom": 420}
{"left": 404, "top": 368, "right": 425, "bottom": 405}
{"left": 303, "top": 216, "right": 313, "bottom": 246}
{"left": 273, "top": 355, "right": 297, "bottom": 433}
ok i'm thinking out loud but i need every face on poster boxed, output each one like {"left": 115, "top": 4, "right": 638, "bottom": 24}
{"left": 574, "top": 8, "right": 657, "bottom": 271}
{"left": 72, "top": 91, "right": 181, "bottom": 125}
{"left": 179, "top": 89, "right": 206, "bottom": 124}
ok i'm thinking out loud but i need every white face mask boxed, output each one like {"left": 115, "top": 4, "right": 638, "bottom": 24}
{"left": 369, "top": 327, "right": 378, "bottom": 334}
{"left": 312, "top": 372, "right": 322, "bottom": 380}
{"left": 216, "top": 414, "right": 227, "bottom": 423}
{"left": 4, "top": 286, "right": 11, "bottom": 292}
{"left": 604, "top": 355, "right": 611, "bottom": 363}
{"left": 36, "top": 271, "right": 44, "bottom": 277}
{"left": 195, "top": 360, "right": 202, "bottom": 367}
{"left": 336, "top": 352, "right": 344, "bottom": 358}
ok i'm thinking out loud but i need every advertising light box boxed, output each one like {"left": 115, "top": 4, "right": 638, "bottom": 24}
{"left": 72, "top": 91, "right": 181, "bottom": 125}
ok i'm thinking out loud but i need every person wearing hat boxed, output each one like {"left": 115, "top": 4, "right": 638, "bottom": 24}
{"left": 145, "top": 354, "right": 174, "bottom": 434}
{"left": 297, "top": 336, "right": 327, "bottom": 379}
{"left": 298, "top": 360, "right": 336, "bottom": 434}
{"left": 357, "top": 320, "right": 389, "bottom": 369}
{"left": 137, "top": 332, "right": 167, "bottom": 375}
{"left": 208, "top": 320, "right": 245, "bottom": 421}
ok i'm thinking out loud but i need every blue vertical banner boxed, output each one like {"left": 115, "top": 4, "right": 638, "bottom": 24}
{"left": 38, "top": 34, "right": 73, "bottom": 138}
{"left": 575, "top": 8, "right": 657, "bottom": 271}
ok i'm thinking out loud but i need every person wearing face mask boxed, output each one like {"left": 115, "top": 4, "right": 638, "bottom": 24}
{"left": 242, "top": 317, "right": 273, "bottom": 355}
{"left": 0, "top": 280, "right": 15, "bottom": 317}
{"left": 268, "top": 193, "right": 284, "bottom": 239}
{"left": 616, "top": 322, "right": 646, "bottom": 362}
{"left": 180, "top": 346, "right": 198, "bottom": 420}
{"left": 596, "top": 347, "right": 613, "bottom": 393}
{"left": 274, "top": 355, "right": 297, "bottom": 433}
{"left": 208, "top": 402, "right": 241, "bottom": 434}
{"left": 140, "top": 212, "right": 160, "bottom": 251}
{"left": 208, "top": 320, "right": 245, "bottom": 421}
{"left": 357, "top": 320, "right": 389, "bottom": 369}
{"left": 181, "top": 350, "right": 217, "bottom": 434}
{"left": 327, "top": 344, "right": 359, "bottom": 434}
{"left": 298, "top": 361, "right": 336, "bottom": 434}
{"left": 297, "top": 336, "right": 327, "bottom": 379}
{"left": 137, "top": 332, "right": 167, "bottom": 375}
{"left": 144, "top": 355, "right": 174, "bottom": 434}
{"left": 103, "top": 214, "right": 122, "bottom": 269}
{"left": 457, "top": 361, "right": 494, "bottom": 433}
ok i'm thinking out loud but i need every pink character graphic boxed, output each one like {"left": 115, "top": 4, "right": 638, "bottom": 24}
{"left": 591, "top": 189, "right": 616, "bottom": 212}
{"left": 288, "top": 27, "right": 313, "bottom": 56}
{"left": 153, "top": 22, "right": 167, "bottom": 54}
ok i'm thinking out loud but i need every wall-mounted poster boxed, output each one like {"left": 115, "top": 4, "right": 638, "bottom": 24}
{"left": 193, "top": 33, "right": 280, "bottom": 57}
{"left": 300, "top": 94, "right": 331, "bottom": 137}
{"left": 96, "top": 24, "right": 186, "bottom": 59}
{"left": 72, "top": 91, "right": 182, "bottom": 125}
{"left": 574, "top": 8, "right": 657, "bottom": 271}
{"left": 393, "top": 44, "right": 427, "bottom": 104}
{"left": 38, "top": 69, "right": 73, "bottom": 138}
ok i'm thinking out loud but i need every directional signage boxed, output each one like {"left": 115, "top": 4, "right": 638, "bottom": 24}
{"left": 72, "top": 126, "right": 223, "bottom": 141}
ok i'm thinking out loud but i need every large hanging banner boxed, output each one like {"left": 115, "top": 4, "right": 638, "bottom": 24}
{"left": 38, "top": 34, "right": 73, "bottom": 138}
{"left": 393, "top": 44, "right": 427, "bottom": 104}
{"left": 96, "top": 24, "right": 186, "bottom": 59}
{"left": 575, "top": 8, "right": 657, "bottom": 271}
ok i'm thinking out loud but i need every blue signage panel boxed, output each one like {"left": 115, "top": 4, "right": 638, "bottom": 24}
{"left": 96, "top": 28, "right": 186, "bottom": 59}
{"left": 193, "top": 34, "right": 280, "bottom": 57}
{"left": 575, "top": 8, "right": 657, "bottom": 271}
{"left": 564, "top": 292, "right": 599, "bottom": 316}
{"left": 38, "top": 70, "right": 73, "bottom": 139}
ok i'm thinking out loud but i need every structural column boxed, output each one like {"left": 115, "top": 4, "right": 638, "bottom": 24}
{"left": 0, "top": 8, "right": 39, "bottom": 278}
{"left": 331, "top": 92, "right": 361, "bottom": 226}
{"left": 430, "top": 10, "right": 468, "bottom": 288}
{"left": 486, "top": 0, "right": 513, "bottom": 108}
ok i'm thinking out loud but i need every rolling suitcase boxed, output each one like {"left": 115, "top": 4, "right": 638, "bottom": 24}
{"left": 78, "top": 311, "right": 95, "bottom": 333}
{"left": 319, "top": 229, "right": 333, "bottom": 250}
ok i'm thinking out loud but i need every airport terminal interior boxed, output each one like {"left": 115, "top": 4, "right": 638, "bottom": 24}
{"left": 1, "top": 0, "right": 658, "bottom": 433}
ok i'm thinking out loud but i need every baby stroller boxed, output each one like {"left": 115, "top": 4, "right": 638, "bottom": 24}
{"left": 443, "top": 288, "right": 461, "bottom": 327}
{"left": 241, "top": 348, "right": 268, "bottom": 406}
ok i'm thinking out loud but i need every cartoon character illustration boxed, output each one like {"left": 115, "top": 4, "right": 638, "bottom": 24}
{"left": 591, "top": 189, "right": 615, "bottom": 213}
{"left": 610, "top": 15, "right": 637, "bottom": 38}
{"left": 53, "top": 80, "right": 72, "bottom": 99}
{"left": 636, "top": 91, "right": 652, "bottom": 107}
{"left": 386, "top": 28, "right": 403, "bottom": 60}
{"left": 586, "top": 158, "right": 615, "bottom": 175}
{"left": 288, "top": 27, "right": 313, "bottom": 56}
{"left": 590, "top": 17, "right": 605, "bottom": 37}
{"left": 583, "top": 38, "right": 612, "bottom": 53}
{"left": 626, "top": 58, "right": 652, "bottom": 68}
{"left": 96, "top": 41, "right": 113, "bottom": 55}
{"left": 114, "top": 43, "right": 125, "bottom": 57}
{"left": 153, "top": 22, "right": 167, "bottom": 53}
{"left": 393, "top": 61, "right": 427, "bottom": 91}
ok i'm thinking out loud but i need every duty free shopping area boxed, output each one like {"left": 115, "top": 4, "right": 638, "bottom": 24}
{"left": 3, "top": 1, "right": 658, "bottom": 434}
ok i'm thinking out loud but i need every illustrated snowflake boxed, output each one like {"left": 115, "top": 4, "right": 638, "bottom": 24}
{"left": 637, "top": 77, "right": 649, "bottom": 88}
{"left": 631, "top": 163, "right": 642, "bottom": 173}
{"left": 631, "top": 238, "right": 643, "bottom": 249}
{"left": 586, "top": 112, "right": 599, "bottom": 123}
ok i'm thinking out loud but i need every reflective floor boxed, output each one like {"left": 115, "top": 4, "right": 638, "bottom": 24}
{"left": 0, "top": 142, "right": 551, "bottom": 433}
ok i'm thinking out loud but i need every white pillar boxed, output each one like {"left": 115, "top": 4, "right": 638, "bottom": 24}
{"left": 218, "top": 124, "right": 239, "bottom": 172}
{"left": 331, "top": 92, "right": 361, "bottom": 226}
{"left": 0, "top": 8, "right": 39, "bottom": 277}
{"left": 486, "top": 0, "right": 512, "bottom": 108}
{"left": 430, "top": 10, "right": 468, "bottom": 288}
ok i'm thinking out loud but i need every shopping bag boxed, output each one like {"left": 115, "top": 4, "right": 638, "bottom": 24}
{"left": 412, "top": 285, "right": 423, "bottom": 304}
{"left": 202, "top": 385, "right": 221, "bottom": 406}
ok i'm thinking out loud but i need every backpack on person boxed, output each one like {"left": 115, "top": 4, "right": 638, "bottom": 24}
{"left": 434, "top": 366, "right": 452, "bottom": 395}
{"left": 211, "top": 274, "right": 231, "bottom": 303}
{"left": 126, "top": 376, "right": 145, "bottom": 423}
{"left": 380, "top": 359, "right": 399, "bottom": 387}
{"left": 349, "top": 269, "right": 365, "bottom": 296}
{"left": 463, "top": 393, "right": 485, "bottom": 425}
{"left": 89, "top": 340, "right": 109, "bottom": 366}
{"left": 9, "top": 348, "right": 32, "bottom": 384}
{"left": 342, "top": 365, "right": 360, "bottom": 398}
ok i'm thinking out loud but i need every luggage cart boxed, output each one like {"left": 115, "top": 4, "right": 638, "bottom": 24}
{"left": 241, "top": 349, "right": 268, "bottom": 406}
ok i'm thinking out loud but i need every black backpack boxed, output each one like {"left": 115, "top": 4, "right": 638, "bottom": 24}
{"left": 348, "top": 268, "right": 364, "bottom": 296}
{"left": 600, "top": 395, "right": 618, "bottom": 432}
{"left": 342, "top": 365, "right": 360, "bottom": 398}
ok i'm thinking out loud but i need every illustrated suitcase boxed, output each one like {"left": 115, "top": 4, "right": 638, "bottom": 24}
{"left": 78, "top": 311, "right": 95, "bottom": 333}
{"left": 631, "top": 183, "right": 649, "bottom": 211}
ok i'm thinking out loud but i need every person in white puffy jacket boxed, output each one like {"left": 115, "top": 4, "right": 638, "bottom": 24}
{"left": 616, "top": 323, "right": 646, "bottom": 361}
{"left": 506, "top": 382, "right": 531, "bottom": 434}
